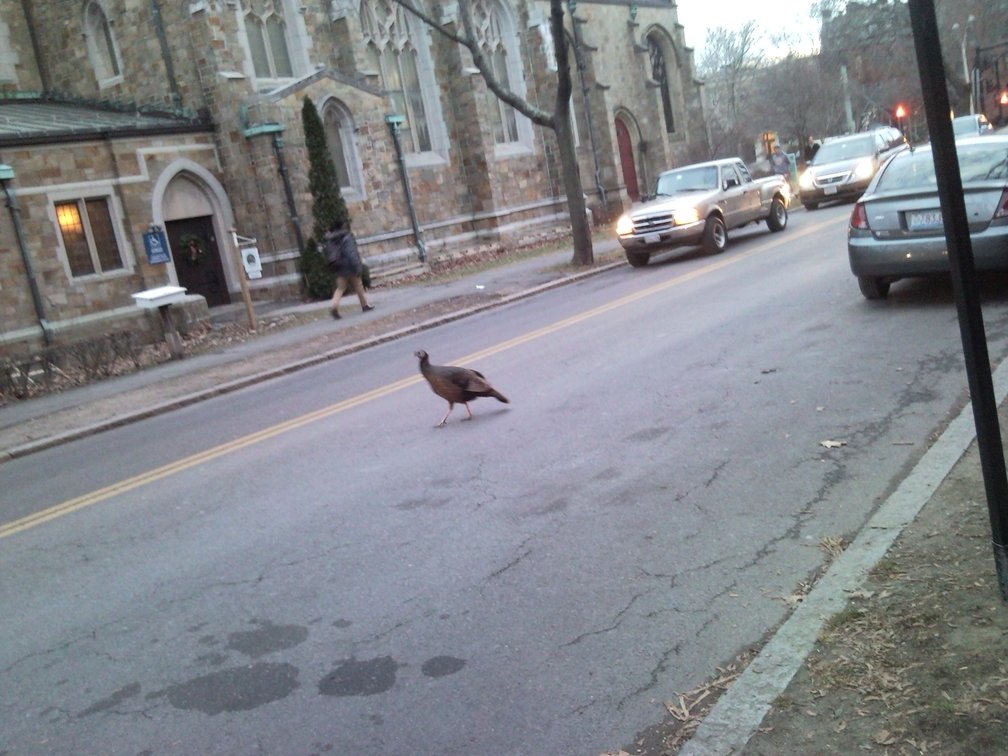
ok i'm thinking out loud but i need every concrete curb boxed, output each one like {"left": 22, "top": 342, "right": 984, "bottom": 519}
{"left": 681, "top": 355, "right": 1008, "bottom": 754}
{"left": 2, "top": 260, "right": 623, "bottom": 461}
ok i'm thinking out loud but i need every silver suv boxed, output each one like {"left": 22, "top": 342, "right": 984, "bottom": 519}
{"left": 798, "top": 128, "right": 907, "bottom": 210}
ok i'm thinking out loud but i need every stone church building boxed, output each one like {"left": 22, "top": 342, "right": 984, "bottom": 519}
{"left": 0, "top": 0, "right": 707, "bottom": 349}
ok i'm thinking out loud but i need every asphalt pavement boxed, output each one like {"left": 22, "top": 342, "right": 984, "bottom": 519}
{"left": 1, "top": 233, "right": 1005, "bottom": 754}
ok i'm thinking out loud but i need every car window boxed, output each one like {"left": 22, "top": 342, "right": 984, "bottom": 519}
{"left": 874, "top": 143, "right": 1008, "bottom": 191}
{"left": 656, "top": 166, "right": 720, "bottom": 194}
{"left": 735, "top": 162, "right": 753, "bottom": 182}
{"left": 952, "top": 117, "right": 976, "bottom": 136}
{"left": 813, "top": 135, "right": 876, "bottom": 163}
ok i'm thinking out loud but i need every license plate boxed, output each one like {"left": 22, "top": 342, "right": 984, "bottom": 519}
{"left": 823, "top": 185, "right": 838, "bottom": 195}
{"left": 907, "top": 209, "right": 943, "bottom": 231}
{"left": 644, "top": 233, "right": 661, "bottom": 244}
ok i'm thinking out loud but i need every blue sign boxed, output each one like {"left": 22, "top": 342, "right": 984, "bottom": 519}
{"left": 143, "top": 229, "right": 171, "bottom": 265}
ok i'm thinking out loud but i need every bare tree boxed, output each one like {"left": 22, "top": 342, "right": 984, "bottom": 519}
{"left": 752, "top": 54, "right": 846, "bottom": 150}
{"left": 393, "top": 0, "right": 593, "bottom": 266}
{"left": 697, "top": 22, "right": 765, "bottom": 158}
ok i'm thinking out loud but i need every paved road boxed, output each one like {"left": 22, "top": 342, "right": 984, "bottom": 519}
{"left": 4, "top": 204, "right": 1007, "bottom": 754}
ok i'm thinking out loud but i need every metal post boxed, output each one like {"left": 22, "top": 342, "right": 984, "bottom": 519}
{"left": 909, "top": 0, "right": 1008, "bottom": 601}
{"left": 2, "top": 174, "right": 52, "bottom": 345}
{"left": 385, "top": 115, "right": 427, "bottom": 263}
{"left": 840, "top": 65, "right": 856, "bottom": 134}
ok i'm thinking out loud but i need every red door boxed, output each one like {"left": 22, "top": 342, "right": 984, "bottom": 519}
{"left": 616, "top": 118, "right": 639, "bottom": 202}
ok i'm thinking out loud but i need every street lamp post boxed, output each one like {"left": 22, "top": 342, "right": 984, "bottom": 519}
{"left": 953, "top": 15, "right": 976, "bottom": 114}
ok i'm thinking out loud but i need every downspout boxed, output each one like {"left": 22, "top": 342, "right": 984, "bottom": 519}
{"left": 19, "top": 0, "right": 51, "bottom": 92}
{"left": 568, "top": 8, "right": 608, "bottom": 223}
{"left": 386, "top": 115, "right": 427, "bottom": 263}
{"left": 241, "top": 117, "right": 305, "bottom": 272}
{"left": 1, "top": 169, "right": 52, "bottom": 344}
{"left": 149, "top": 0, "right": 183, "bottom": 110}
{"left": 270, "top": 132, "right": 306, "bottom": 255}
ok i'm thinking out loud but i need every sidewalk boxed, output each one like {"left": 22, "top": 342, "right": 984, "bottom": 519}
{"left": 3, "top": 235, "right": 1006, "bottom": 754}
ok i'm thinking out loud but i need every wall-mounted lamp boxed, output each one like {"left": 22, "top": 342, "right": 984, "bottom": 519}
{"left": 629, "top": 3, "right": 637, "bottom": 22}
{"left": 0, "top": 163, "right": 13, "bottom": 181}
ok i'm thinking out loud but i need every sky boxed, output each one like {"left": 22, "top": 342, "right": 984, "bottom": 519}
{"left": 675, "top": 0, "right": 823, "bottom": 60}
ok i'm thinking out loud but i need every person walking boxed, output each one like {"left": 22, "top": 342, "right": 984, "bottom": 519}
{"left": 771, "top": 143, "right": 791, "bottom": 179}
{"left": 325, "top": 220, "right": 373, "bottom": 319}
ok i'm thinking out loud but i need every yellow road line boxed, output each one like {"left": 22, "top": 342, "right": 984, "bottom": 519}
{"left": 1, "top": 218, "right": 836, "bottom": 539}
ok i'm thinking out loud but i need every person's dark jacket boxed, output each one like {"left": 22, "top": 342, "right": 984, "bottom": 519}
{"left": 324, "top": 229, "right": 362, "bottom": 277}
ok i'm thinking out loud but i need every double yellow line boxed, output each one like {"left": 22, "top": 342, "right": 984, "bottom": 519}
{"left": 2, "top": 219, "right": 834, "bottom": 540}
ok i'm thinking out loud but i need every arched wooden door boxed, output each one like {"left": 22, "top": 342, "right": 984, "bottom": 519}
{"left": 615, "top": 117, "right": 639, "bottom": 202}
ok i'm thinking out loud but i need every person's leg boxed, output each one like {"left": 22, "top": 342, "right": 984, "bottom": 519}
{"left": 351, "top": 276, "right": 372, "bottom": 311}
{"left": 330, "top": 276, "right": 348, "bottom": 318}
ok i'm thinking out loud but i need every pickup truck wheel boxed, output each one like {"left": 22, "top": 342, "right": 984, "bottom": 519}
{"left": 766, "top": 197, "right": 788, "bottom": 232}
{"left": 626, "top": 250, "right": 650, "bottom": 268}
{"left": 702, "top": 215, "right": 727, "bottom": 255}
{"left": 858, "top": 275, "right": 890, "bottom": 300}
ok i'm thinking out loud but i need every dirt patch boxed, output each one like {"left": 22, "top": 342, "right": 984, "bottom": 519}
{"left": 741, "top": 450, "right": 1008, "bottom": 755}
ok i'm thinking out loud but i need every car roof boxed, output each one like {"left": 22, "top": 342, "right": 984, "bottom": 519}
{"left": 822, "top": 132, "right": 879, "bottom": 144}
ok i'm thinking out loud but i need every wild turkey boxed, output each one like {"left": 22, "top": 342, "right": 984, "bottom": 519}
{"left": 414, "top": 349, "right": 509, "bottom": 426}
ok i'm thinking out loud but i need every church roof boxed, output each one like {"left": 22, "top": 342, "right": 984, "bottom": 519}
{"left": 0, "top": 96, "right": 213, "bottom": 147}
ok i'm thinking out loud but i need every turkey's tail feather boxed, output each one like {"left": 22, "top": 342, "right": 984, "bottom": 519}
{"left": 488, "top": 389, "right": 509, "bottom": 404}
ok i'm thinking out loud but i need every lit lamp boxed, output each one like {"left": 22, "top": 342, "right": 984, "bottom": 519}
{"left": 1001, "top": 91, "right": 1008, "bottom": 106}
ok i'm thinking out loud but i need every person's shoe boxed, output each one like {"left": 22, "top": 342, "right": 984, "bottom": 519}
{"left": 362, "top": 304, "right": 375, "bottom": 312}
{"left": 330, "top": 308, "right": 341, "bottom": 319}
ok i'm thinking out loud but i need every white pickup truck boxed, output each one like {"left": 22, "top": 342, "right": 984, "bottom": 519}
{"left": 616, "top": 157, "right": 792, "bottom": 267}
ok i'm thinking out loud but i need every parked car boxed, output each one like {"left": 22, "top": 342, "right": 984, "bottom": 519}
{"left": 798, "top": 128, "right": 907, "bottom": 210}
{"left": 847, "top": 135, "right": 1008, "bottom": 299}
{"left": 952, "top": 113, "right": 993, "bottom": 137}
{"left": 615, "top": 158, "right": 791, "bottom": 267}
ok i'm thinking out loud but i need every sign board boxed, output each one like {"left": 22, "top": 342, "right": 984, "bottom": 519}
{"left": 243, "top": 246, "right": 263, "bottom": 279}
{"left": 143, "top": 229, "right": 171, "bottom": 264}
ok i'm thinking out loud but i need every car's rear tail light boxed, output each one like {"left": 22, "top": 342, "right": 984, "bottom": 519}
{"left": 850, "top": 202, "right": 870, "bottom": 230}
{"left": 994, "top": 189, "right": 1008, "bottom": 219}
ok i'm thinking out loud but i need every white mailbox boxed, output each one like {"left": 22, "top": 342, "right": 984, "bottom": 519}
{"left": 132, "top": 286, "right": 188, "bottom": 359}
{"left": 132, "top": 285, "right": 187, "bottom": 309}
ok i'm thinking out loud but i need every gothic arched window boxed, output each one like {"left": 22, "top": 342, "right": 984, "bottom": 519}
{"left": 471, "top": 0, "right": 521, "bottom": 145}
{"left": 647, "top": 35, "right": 675, "bottom": 134}
{"left": 242, "top": 0, "right": 294, "bottom": 80}
{"left": 360, "top": 0, "right": 444, "bottom": 157}
{"left": 323, "top": 99, "right": 365, "bottom": 198}
{"left": 83, "top": 1, "right": 122, "bottom": 87}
